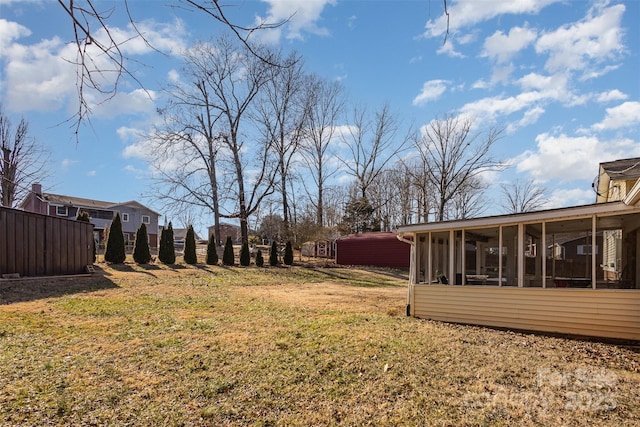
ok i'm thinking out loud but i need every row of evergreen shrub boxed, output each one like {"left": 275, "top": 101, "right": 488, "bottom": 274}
{"left": 99, "top": 213, "right": 295, "bottom": 267}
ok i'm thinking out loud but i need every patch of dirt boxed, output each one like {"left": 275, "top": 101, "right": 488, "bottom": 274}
{"left": 235, "top": 282, "right": 407, "bottom": 316}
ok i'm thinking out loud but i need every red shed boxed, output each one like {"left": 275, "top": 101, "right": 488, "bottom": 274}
{"left": 335, "top": 232, "right": 411, "bottom": 268}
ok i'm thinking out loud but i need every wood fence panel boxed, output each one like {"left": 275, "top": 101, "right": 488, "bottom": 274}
{"left": 0, "top": 206, "right": 93, "bottom": 277}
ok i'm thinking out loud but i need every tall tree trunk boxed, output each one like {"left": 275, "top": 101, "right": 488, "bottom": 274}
{"left": 317, "top": 166, "right": 324, "bottom": 227}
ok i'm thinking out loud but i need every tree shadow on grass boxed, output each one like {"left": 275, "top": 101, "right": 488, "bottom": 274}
{"left": 308, "top": 267, "right": 408, "bottom": 288}
{"left": 194, "top": 264, "right": 241, "bottom": 274}
{"left": 0, "top": 273, "right": 119, "bottom": 304}
{"left": 99, "top": 262, "right": 162, "bottom": 278}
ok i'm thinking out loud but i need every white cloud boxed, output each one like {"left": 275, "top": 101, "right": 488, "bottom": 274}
{"left": 490, "top": 64, "right": 515, "bottom": 85}
{"left": 167, "top": 69, "right": 180, "bottom": 83}
{"left": 254, "top": 0, "right": 337, "bottom": 43}
{"left": 596, "top": 89, "right": 627, "bottom": 103}
{"left": 460, "top": 91, "right": 545, "bottom": 124}
{"left": 592, "top": 101, "right": 640, "bottom": 131}
{"left": 535, "top": 3, "right": 625, "bottom": 74}
{"left": 3, "top": 36, "right": 76, "bottom": 112}
{"left": 0, "top": 0, "right": 40, "bottom": 4}
{"left": 87, "top": 170, "right": 97, "bottom": 177}
{"left": 514, "top": 132, "right": 640, "bottom": 183}
{"left": 124, "top": 164, "right": 146, "bottom": 179}
{"left": 511, "top": 106, "right": 545, "bottom": 131}
{"left": 1, "top": 18, "right": 184, "bottom": 115}
{"left": 481, "top": 26, "right": 537, "bottom": 63}
{"left": 413, "top": 80, "right": 450, "bottom": 105}
{"left": 579, "top": 64, "right": 620, "bottom": 81}
{"left": 517, "top": 72, "right": 567, "bottom": 93}
{"left": 90, "top": 89, "right": 157, "bottom": 119}
{"left": 423, "top": 0, "right": 560, "bottom": 38}
{"left": 437, "top": 39, "right": 464, "bottom": 58}
{"left": 0, "top": 18, "right": 30, "bottom": 54}
{"left": 61, "top": 158, "right": 78, "bottom": 171}
{"left": 117, "top": 126, "right": 144, "bottom": 143}
{"left": 471, "top": 79, "right": 489, "bottom": 90}
{"left": 546, "top": 188, "right": 595, "bottom": 208}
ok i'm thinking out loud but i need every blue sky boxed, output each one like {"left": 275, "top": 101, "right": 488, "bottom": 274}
{"left": 1, "top": 0, "right": 639, "bottom": 233}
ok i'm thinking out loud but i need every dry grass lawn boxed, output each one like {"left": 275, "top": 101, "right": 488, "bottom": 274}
{"left": 0, "top": 259, "right": 638, "bottom": 426}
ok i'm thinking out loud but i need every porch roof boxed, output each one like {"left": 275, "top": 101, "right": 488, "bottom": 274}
{"left": 396, "top": 201, "right": 636, "bottom": 234}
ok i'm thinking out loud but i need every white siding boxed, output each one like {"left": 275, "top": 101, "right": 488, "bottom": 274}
{"left": 412, "top": 285, "right": 640, "bottom": 341}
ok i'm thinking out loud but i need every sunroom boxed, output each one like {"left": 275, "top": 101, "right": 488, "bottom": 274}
{"left": 397, "top": 202, "right": 640, "bottom": 341}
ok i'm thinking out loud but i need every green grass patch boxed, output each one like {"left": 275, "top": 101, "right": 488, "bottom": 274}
{"left": 0, "top": 264, "right": 637, "bottom": 426}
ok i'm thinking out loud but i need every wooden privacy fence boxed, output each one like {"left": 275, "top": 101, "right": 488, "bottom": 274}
{"left": 0, "top": 206, "right": 94, "bottom": 277}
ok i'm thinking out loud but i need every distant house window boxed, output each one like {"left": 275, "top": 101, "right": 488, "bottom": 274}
{"left": 142, "top": 215, "right": 150, "bottom": 224}
{"left": 577, "top": 245, "right": 598, "bottom": 255}
{"left": 56, "top": 206, "right": 68, "bottom": 216}
{"left": 122, "top": 213, "right": 129, "bottom": 222}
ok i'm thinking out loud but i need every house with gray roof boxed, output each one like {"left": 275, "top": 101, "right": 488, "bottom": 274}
{"left": 21, "top": 184, "right": 160, "bottom": 248}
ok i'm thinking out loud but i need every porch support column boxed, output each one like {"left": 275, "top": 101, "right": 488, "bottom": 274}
{"left": 461, "top": 229, "right": 466, "bottom": 285}
{"left": 498, "top": 226, "right": 503, "bottom": 287}
{"left": 428, "top": 232, "right": 432, "bottom": 284}
{"left": 542, "top": 222, "right": 547, "bottom": 288}
{"left": 592, "top": 215, "right": 597, "bottom": 289}
{"left": 518, "top": 223, "right": 524, "bottom": 287}
{"left": 449, "top": 229, "right": 455, "bottom": 285}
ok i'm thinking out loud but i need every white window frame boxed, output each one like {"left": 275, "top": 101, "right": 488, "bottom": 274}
{"left": 142, "top": 215, "right": 150, "bottom": 224}
{"left": 56, "top": 206, "right": 68, "bottom": 216}
{"left": 122, "top": 212, "right": 129, "bottom": 222}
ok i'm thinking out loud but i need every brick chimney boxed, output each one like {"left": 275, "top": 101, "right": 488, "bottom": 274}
{"left": 32, "top": 183, "right": 42, "bottom": 196}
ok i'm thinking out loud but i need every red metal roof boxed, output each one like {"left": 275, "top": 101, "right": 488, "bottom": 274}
{"left": 335, "top": 232, "right": 410, "bottom": 268}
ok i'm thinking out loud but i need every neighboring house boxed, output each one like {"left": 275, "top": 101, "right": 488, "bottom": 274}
{"left": 207, "top": 222, "right": 242, "bottom": 245}
{"left": 396, "top": 158, "right": 640, "bottom": 341}
{"left": 301, "top": 240, "right": 336, "bottom": 258}
{"left": 595, "top": 157, "right": 640, "bottom": 283}
{"left": 172, "top": 228, "right": 202, "bottom": 250}
{"left": 595, "top": 157, "right": 640, "bottom": 204}
{"left": 21, "top": 184, "right": 160, "bottom": 248}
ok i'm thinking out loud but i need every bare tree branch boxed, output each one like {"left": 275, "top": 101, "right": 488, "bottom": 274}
{"left": 412, "top": 114, "right": 505, "bottom": 222}
{"left": 56, "top": 1, "right": 289, "bottom": 139}
{"left": 500, "top": 178, "right": 548, "bottom": 214}
{"left": 1, "top": 105, "right": 51, "bottom": 207}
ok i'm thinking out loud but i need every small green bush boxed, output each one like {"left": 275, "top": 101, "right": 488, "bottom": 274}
{"left": 222, "top": 236, "right": 235, "bottom": 266}
{"left": 158, "top": 222, "right": 176, "bottom": 264}
{"left": 184, "top": 225, "right": 197, "bottom": 264}
{"left": 206, "top": 234, "right": 218, "bottom": 265}
{"left": 255, "top": 249, "right": 264, "bottom": 267}
{"left": 133, "top": 223, "right": 152, "bottom": 264}
{"left": 284, "top": 241, "right": 293, "bottom": 265}
{"left": 239, "top": 242, "right": 250, "bottom": 266}
{"left": 104, "top": 213, "right": 126, "bottom": 264}
{"left": 269, "top": 241, "right": 279, "bottom": 266}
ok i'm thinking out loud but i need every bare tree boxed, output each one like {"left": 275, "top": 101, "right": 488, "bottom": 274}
{"left": 300, "top": 75, "right": 345, "bottom": 227}
{"left": 413, "top": 114, "right": 505, "bottom": 222}
{"left": 56, "top": 0, "right": 288, "bottom": 134}
{"left": 448, "top": 175, "right": 489, "bottom": 220}
{"left": 368, "top": 163, "right": 417, "bottom": 230}
{"left": 196, "top": 37, "right": 277, "bottom": 245}
{"left": 147, "top": 36, "right": 278, "bottom": 245}
{"left": 500, "top": 178, "right": 548, "bottom": 213}
{"left": 253, "top": 51, "right": 307, "bottom": 238}
{"left": 402, "top": 156, "right": 436, "bottom": 223}
{"left": 389, "top": 163, "right": 416, "bottom": 226}
{"left": 340, "top": 103, "right": 409, "bottom": 201}
{"left": 147, "top": 42, "right": 228, "bottom": 246}
{"left": 0, "top": 106, "right": 50, "bottom": 207}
